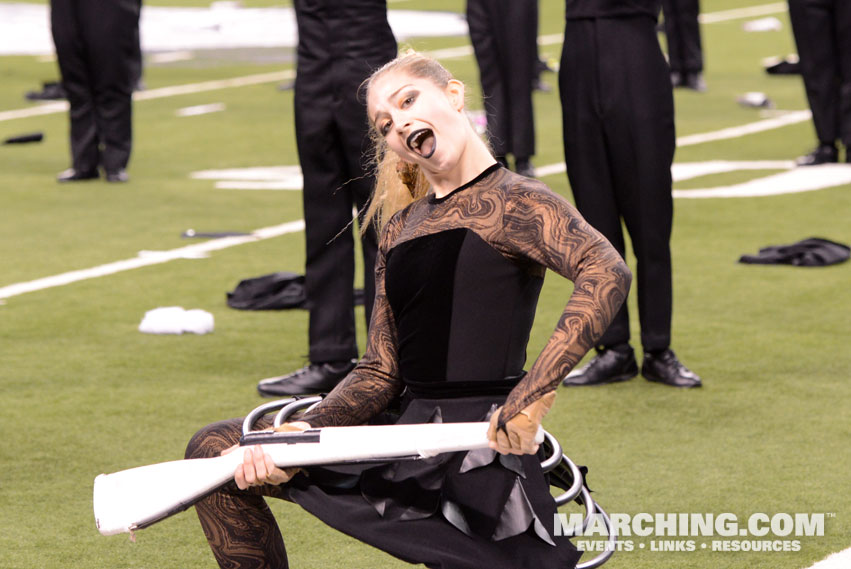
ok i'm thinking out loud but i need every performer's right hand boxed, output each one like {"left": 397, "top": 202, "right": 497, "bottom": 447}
{"left": 223, "top": 421, "right": 311, "bottom": 489}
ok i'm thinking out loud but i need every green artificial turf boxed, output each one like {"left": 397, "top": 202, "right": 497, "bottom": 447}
{"left": 0, "top": 1, "right": 849, "bottom": 568}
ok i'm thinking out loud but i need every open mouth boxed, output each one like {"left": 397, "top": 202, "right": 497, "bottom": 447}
{"left": 406, "top": 128, "right": 436, "bottom": 159}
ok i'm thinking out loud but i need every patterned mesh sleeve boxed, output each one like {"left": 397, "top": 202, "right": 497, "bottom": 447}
{"left": 299, "top": 214, "right": 406, "bottom": 428}
{"left": 496, "top": 181, "right": 632, "bottom": 425}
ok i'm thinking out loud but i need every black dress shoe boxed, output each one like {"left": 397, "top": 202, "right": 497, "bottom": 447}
{"left": 642, "top": 349, "right": 701, "bottom": 388}
{"left": 562, "top": 347, "right": 638, "bottom": 386}
{"left": 796, "top": 144, "right": 838, "bottom": 166}
{"left": 515, "top": 158, "right": 535, "bottom": 178}
{"left": 25, "top": 81, "right": 66, "bottom": 101}
{"left": 683, "top": 72, "right": 707, "bottom": 92}
{"left": 105, "top": 169, "right": 129, "bottom": 183}
{"left": 257, "top": 359, "right": 356, "bottom": 397}
{"left": 57, "top": 168, "right": 98, "bottom": 182}
{"left": 670, "top": 71, "right": 683, "bottom": 88}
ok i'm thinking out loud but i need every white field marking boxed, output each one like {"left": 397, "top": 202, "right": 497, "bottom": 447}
{"left": 671, "top": 160, "right": 794, "bottom": 182}
{"left": 148, "top": 50, "right": 195, "bottom": 64}
{"left": 215, "top": 181, "right": 301, "bottom": 190}
{"left": 175, "top": 102, "right": 226, "bottom": 117}
{"left": 534, "top": 162, "right": 567, "bottom": 178}
{"left": 0, "top": 70, "right": 294, "bottom": 123}
{"left": 191, "top": 165, "right": 303, "bottom": 190}
{"left": 0, "top": 4, "right": 468, "bottom": 56}
{"left": 534, "top": 113, "right": 812, "bottom": 180}
{"left": 742, "top": 17, "right": 784, "bottom": 33}
{"left": 0, "top": 220, "right": 305, "bottom": 301}
{"left": 133, "top": 70, "right": 294, "bottom": 101}
{"left": 673, "top": 163, "right": 851, "bottom": 198}
{"left": 675, "top": 110, "right": 812, "bottom": 146}
{"left": 534, "top": 2, "right": 789, "bottom": 48}
{"left": 803, "top": 548, "right": 851, "bottom": 569}
{"left": 427, "top": 45, "right": 474, "bottom": 60}
{"left": 699, "top": 2, "right": 787, "bottom": 24}
{"left": 191, "top": 166, "right": 302, "bottom": 181}
{"left": 538, "top": 33, "right": 565, "bottom": 46}
{"left": 0, "top": 101, "right": 69, "bottom": 122}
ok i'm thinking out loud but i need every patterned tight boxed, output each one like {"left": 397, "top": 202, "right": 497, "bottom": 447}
{"left": 185, "top": 418, "right": 290, "bottom": 569}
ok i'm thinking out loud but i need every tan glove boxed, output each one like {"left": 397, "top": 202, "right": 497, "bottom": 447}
{"left": 396, "top": 159, "right": 420, "bottom": 197}
{"left": 487, "top": 391, "right": 556, "bottom": 455}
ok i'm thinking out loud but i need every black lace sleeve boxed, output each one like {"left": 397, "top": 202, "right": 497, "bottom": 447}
{"left": 299, "top": 214, "right": 406, "bottom": 428}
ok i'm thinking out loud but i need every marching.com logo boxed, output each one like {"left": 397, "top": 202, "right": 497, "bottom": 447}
{"left": 554, "top": 512, "right": 832, "bottom": 553}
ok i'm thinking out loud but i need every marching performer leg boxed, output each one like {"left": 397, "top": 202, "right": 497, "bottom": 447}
{"left": 186, "top": 419, "right": 290, "bottom": 569}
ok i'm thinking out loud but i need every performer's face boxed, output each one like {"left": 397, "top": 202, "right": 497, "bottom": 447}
{"left": 368, "top": 71, "right": 468, "bottom": 173}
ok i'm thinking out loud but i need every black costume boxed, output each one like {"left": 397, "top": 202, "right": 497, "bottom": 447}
{"left": 466, "top": 0, "right": 538, "bottom": 166}
{"left": 787, "top": 0, "right": 851, "bottom": 154}
{"left": 293, "top": 0, "right": 396, "bottom": 363}
{"left": 187, "top": 165, "right": 631, "bottom": 568}
{"left": 50, "top": 0, "right": 139, "bottom": 177}
{"left": 661, "top": 0, "right": 704, "bottom": 75}
{"left": 559, "top": 0, "right": 675, "bottom": 352}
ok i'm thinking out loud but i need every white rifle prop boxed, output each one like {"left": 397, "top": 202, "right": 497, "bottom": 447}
{"left": 94, "top": 421, "right": 543, "bottom": 536}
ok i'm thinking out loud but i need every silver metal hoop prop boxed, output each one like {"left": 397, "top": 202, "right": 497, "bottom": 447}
{"left": 242, "top": 398, "right": 616, "bottom": 568}
{"left": 537, "top": 430, "right": 617, "bottom": 568}
{"left": 242, "top": 396, "right": 323, "bottom": 435}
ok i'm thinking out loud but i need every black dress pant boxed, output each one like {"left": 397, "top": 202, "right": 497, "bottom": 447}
{"left": 466, "top": 0, "right": 537, "bottom": 160}
{"left": 559, "top": 15, "right": 675, "bottom": 352}
{"left": 293, "top": 0, "right": 395, "bottom": 364}
{"left": 662, "top": 0, "right": 703, "bottom": 73}
{"left": 295, "top": 85, "right": 379, "bottom": 363}
{"left": 50, "top": 0, "right": 138, "bottom": 173}
{"left": 788, "top": 0, "right": 851, "bottom": 147}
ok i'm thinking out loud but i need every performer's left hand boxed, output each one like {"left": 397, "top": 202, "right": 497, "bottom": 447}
{"left": 224, "top": 421, "right": 311, "bottom": 489}
{"left": 487, "top": 391, "right": 555, "bottom": 455}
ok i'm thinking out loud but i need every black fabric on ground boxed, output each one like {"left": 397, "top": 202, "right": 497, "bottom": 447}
{"left": 226, "top": 271, "right": 364, "bottom": 310}
{"left": 738, "top": 237, "right": 850, "bottom": 266}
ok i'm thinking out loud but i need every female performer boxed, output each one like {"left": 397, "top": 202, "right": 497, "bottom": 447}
{"left": 185, "top": 53, "right": 631, "bottom": 569}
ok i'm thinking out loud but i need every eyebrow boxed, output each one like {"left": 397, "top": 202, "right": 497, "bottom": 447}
{"left": 371, "top": 83, "right": 415, "bottom": 126}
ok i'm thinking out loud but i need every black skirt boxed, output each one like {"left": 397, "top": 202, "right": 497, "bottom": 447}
{"left": 283, "top": 394, "right": 582, "bottom": 569}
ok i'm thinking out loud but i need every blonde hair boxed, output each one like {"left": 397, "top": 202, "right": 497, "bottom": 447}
{"left": 361, "top": 52, "right": 455, "bottom": 233}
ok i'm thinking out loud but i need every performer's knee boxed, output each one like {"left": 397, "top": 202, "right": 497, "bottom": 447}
{"left": 185, "top": 419, "right": 242, "bottom": 460}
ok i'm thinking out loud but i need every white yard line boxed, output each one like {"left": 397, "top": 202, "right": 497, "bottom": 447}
{"left": 0, "top": 220, "right": 304, "bottom": 301}
{"left": 673, "top": 163, "right": 851, "bottom": 198}
{"left": 699, "top": 2, "right": 787, "bottom": 24}
{"left": 0, "top": 70, "right": 294, "bottom": 122}
{"left": 533, "top": 111, "right": 813, "bottom": 179}
{"left": 676, "top": 110, "right": 812, "bottom": 146}
{"left": 803, "top": 548, "right": 851, "bottom": 569}
{"left": 0, "top": 101, "right": 69, "bottom": 122}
